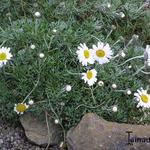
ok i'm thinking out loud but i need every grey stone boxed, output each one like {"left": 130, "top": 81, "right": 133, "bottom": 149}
{"left": 67, "top": 113, "right": 150, "bottom": 150}
{"left": 20, "top": 112, "right": 62, "bottom": 146}
{"left": 0, "top": 139, "right": 3, "bottom": 144}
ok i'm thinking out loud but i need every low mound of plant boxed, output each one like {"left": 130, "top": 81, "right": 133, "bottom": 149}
{"left": 0, "top": 0, "right": 150, "bottom": 133}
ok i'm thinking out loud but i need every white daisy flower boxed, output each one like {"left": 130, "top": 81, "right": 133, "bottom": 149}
{"left": 98, "top": 80, "right": 104, "bottom": 86}
{"left": 92, "top": 41, "right": 113, "bottom": 65}
{"left": 54, "top": 119, "right": 59, "bottom": 124}
{"left": 119, "top": 12, "right": 125, "bottom": 18}
{"left": 134, "top": 88, "right": 150, "bottom": 108}
{"left": 65, "top": 85, "right": 72, "bottom": 92}
{"left": 126, "top": 89, "right": 132, "bottom": 95}
{"left": 0, "top": 47, "right": 12, "bottom": 67}
{"left": 14, "top": 103, "right": 29, "bottom": 115}
{"left": 76, "top": 43, "right": 94, "bottom": 66}
{"left": 39, "top": 53, "right": 45, "bottom": 58}
{"left": 34, "top": 12, "right": 41, "bottom": 17}
{"left": 112, "top": 83, "right": 117, "bottom": 89}
{"left": 112, "top": 105, "right": 118, "bottom": 112}
{"left": 107, "top": 3, "right": 111, "bottom": 8}
{"left": 28, "top": 100, "right": 34, "bottom": 105}
{"left": 52, "top": 29, "right": 57, "bottom": 33}
{"left": 30, "top": 44, "right": 36, "bottom": 49}
{"left": 81, "top": 69, "right": 97, "bottom": 86}
{"left": 120, "top": 51, "right": 126, "bottom": 58}
{"left": 128, "top": 65, "right": 132, "bottom": 69}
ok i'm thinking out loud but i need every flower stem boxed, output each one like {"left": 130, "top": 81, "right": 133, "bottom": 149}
{"left": 118, "top": 55, "right": 144, "bottom": 67}
{"left": 90, "top": 87, "right": 96, "bottom": 104}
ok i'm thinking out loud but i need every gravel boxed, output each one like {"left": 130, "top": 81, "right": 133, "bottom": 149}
{"left": 0, "top": 119, "right": 60, "bottom": 150}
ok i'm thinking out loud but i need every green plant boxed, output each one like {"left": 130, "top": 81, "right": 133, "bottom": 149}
{"left": 0, "top": 0, "right": 150, "bottom": 133}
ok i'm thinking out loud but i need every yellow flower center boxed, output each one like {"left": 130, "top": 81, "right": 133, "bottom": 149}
{"left": 140, "top": 94, "right": 149, "bottom": 103}
{"left": 16, "top": 103, "right": 26, "bottom": 112}
{"left": 0, "top": 52, "right": 7, "bottom": 61}
{"left": 96, "top": 49, "right": 105, "bottom": 58}
{"left": 87, "top": 71, "right": 93, "bottom": 80}
{"left": 84, "top": 50, "right": 90, "bottom": 58}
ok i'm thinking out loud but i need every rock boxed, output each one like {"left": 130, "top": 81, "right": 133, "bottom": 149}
{"left": 20, "top": 112, "right": 62, "bottom": 147}
{"left": 0, "top": 139, "right": 3, "bottom": 144}
{"left": 67, "top": 113, "right": 150, "bottom": 150}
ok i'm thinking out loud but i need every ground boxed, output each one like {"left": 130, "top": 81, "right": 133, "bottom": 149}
{"left": 0, "top": 119, "right": 44, "bottom": 150}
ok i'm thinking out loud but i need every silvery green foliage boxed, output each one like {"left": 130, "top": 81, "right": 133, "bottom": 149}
{"left": 0, "top": 0, "right": 149, "bottom": 129}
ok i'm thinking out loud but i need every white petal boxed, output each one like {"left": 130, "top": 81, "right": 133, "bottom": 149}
{"left": 92, "top": 45, "right": 97, "bottom": 50}
{"left": 98, "top": 42, "right": 104, "bottom": 48}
